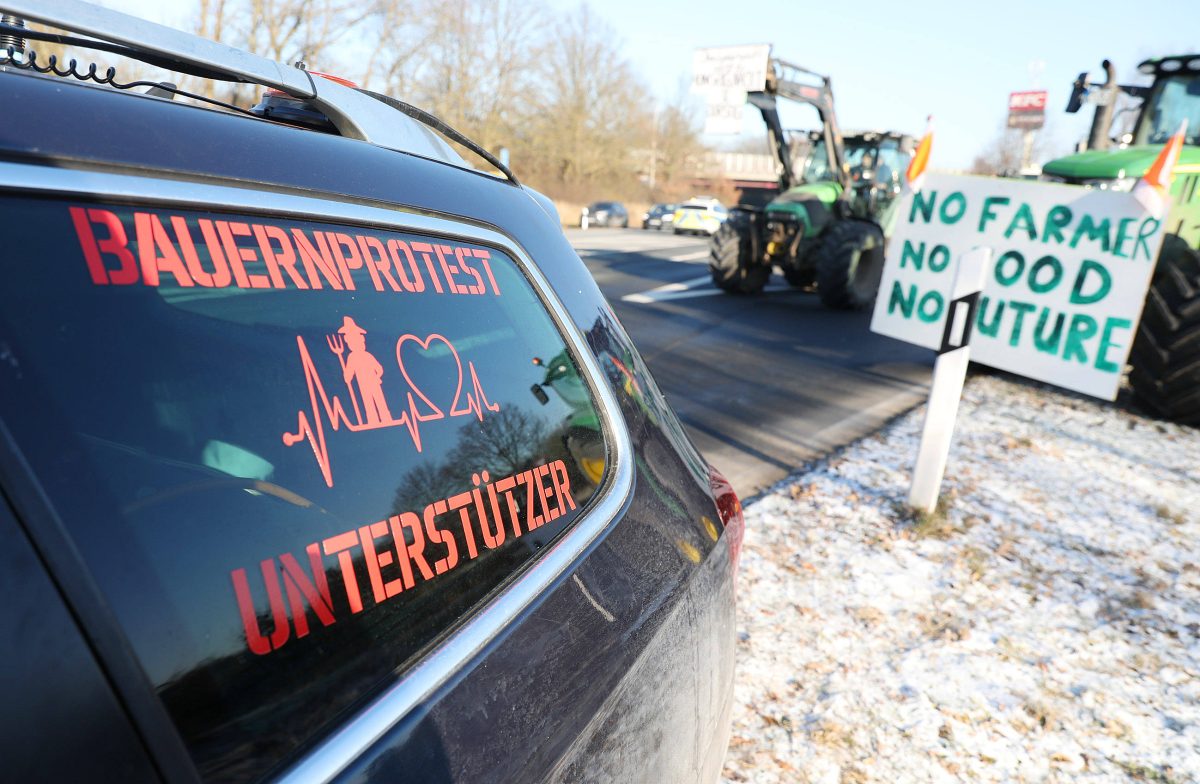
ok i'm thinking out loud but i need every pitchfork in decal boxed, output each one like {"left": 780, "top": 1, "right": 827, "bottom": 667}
{"left": 327, "top": 316, "right": 392, "bottom": 426}
{"left": 282, "top": 316, "right": 500, "bottom": 487}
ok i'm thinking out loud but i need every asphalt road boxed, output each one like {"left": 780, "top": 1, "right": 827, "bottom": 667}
{"left": 567, "top": 227, "right": 936, "bottom": 498}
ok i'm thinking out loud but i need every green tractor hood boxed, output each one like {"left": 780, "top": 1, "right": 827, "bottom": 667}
{"left": 766, "top": 181, "right": 842, "bottom": 211}
{"left": 764, "top": 181, "right": 843, "bottom": 232}
{"left": 1043, "top": 144, "right": 1200, "bottom": 181}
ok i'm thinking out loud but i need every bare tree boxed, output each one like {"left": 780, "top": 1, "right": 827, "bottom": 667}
{"left": 179, "top": 0, "right": 703, "bottom": 199}
{"left": 517, "top": 3, "right": 652, "bottom": 197}
{"left": 415, "top": 0, "right": 544, "bottom": 149}
{"left": 644, "top": 89, "right": 706, "bottom": 199}
{"left": 969, "top": 119, "right": 1052, "bottom": 176}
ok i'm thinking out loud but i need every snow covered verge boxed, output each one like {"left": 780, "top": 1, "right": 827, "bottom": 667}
{"left": 722, "top": 374, "right": 1200, "bottom": 784}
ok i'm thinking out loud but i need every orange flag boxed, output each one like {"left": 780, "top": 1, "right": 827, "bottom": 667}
{"left": 1132, "top": 119, "right": 1187, "bottom": 218}
{"left": 905, "top": 115, "right": 934, "bottom": 194}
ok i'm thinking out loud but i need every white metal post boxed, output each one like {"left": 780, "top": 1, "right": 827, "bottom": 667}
{"left": 909, "top": 246, "right": 992, "bottom": 513}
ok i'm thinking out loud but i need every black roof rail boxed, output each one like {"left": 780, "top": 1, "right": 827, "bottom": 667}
{"left": 0, "top": 0, "right": 486, "bottom": 172}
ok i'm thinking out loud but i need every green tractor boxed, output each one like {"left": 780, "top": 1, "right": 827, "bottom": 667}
{"left": 709, "top": 60, "right": 915, "bottom": 309}
{"left": 1042, "top": 55, "right": 1200, "bottom": 424}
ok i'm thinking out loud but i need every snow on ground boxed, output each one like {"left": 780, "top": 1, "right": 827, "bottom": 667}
{"left": 722, "top": 374, "right": 1200, "bottom": 784}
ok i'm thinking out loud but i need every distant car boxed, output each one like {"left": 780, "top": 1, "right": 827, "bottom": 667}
{"left": 0, "top": 3, "right": 745, "bottom": 783}
{"left": 642, "top": 203, "right": 678, "bottom": 230}
{"left": 673, "top": 199, "right": 728, "bottom": 235}
{"left": 582, "top": 201, "right": 629, "bottom": 228}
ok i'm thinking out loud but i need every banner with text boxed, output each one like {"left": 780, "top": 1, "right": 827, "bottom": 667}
{"left": 870, "top": 173, "right": 1166, "bottom": 400}
{"left": 691, "top": 45, "right": 771, "bottom": 136}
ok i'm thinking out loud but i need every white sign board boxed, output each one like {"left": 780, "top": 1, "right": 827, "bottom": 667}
{"left": 870, "top": 173, "right": 1166, "bottom": 400}
{"left": 692, "top": 45, "right": 770, "bottom": 136}
{"left": 691, "top": 45, "right": 771, "bottom": 94}
{"left": 702, "top": 89, "right": 746, "bottom": 135}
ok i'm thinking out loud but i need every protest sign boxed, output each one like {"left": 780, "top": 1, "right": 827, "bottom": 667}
{"left": 691, "top": 45, "right": 770, "bottom": 135}
{"left": 871, "top": 173, "right": 1167, "bottom": 400}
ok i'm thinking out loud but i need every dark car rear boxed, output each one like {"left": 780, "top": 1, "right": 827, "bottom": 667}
{"left": 0, "top": 4, "right": 741, "bottom": 783}
{"left": 582, "top": 201, "right": 629, "bottom": 228}
{"left": 642, "top": 203, "right": 678, "bottom": 230}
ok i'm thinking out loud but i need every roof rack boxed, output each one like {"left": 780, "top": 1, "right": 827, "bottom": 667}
{"left": 0, "top": 0, "right": 467, "bottom": 167}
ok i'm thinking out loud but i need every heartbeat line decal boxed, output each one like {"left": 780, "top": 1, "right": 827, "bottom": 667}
{"left": 282, "top": 316, "right": 499, "bottom": 486}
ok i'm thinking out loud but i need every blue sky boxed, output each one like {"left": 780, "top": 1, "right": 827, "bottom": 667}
{"left": 542, "top": 0, "right": 1198, "bottom": 169}
{"left": 107, "top": 0, "right": 1197, "bottom": 169}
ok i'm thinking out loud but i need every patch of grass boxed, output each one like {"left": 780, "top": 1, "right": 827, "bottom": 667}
{"left": 911, "top": 495, "right": 956, "bottom": 539}
{"left": 963, "top": 546, "right": 990, "bottom": 581}
{"left": 1154, "top": 504, "right": 1187, "bottom": 526}
{"left": 1114, "top": 760, "right": 1179, "bottom": 783}
{"left": 1125, "top": 591, "right": 1156, "bottom": 611}
{"left": 839, "top": 767, "right": 867, "bottom": 784}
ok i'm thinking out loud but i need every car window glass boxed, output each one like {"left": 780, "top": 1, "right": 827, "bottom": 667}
{"left": 0, "top": 196, "right": 608, "bottom": 782}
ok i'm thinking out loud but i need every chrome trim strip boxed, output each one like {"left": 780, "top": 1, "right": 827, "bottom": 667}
{"left": 0, "top": 161, "right": 634, "bottom": 782}
{"left": 1, "top": 0, "right": 466, "bottom": 165}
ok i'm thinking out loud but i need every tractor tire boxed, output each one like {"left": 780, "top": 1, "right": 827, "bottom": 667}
{"left": 814, "top": 219, "right": 886, "bottom": 310}
{"left": 782, "top": 265, "right": 815, "bottom": 289}
{"left": 1128, "top": 235, "right": 1200, "bottom": 425}
{"left": 709, "top": 218, "right": 769, "bottom": 295}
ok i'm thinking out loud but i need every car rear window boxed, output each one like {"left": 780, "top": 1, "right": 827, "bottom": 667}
{"left": 0, "top": 195, "right": 607, "bottom": 781}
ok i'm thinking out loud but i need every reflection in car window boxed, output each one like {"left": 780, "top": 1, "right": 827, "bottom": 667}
{"left": 1137, "top": 73, "right": 1200, "bottom": 145}
{"left": 0, "top": 197, "right": 607, "bottom": 781}
{"left": 802, "top": 138, "right": 832, "bottom": 183}
{"left": 874, "top": 140, "right": 906, "bottom": 184}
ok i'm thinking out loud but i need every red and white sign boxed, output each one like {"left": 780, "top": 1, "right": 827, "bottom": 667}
{"left": 1008, "top": 90, "right": 1048, "bottom": 112}
{"left": 1007, "top": 90, "right": 1047, "bottom": 129}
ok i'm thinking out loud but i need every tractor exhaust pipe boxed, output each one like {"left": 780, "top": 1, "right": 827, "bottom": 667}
{"left": 1087, "top": 59, "right": 1118, "bottom": 152}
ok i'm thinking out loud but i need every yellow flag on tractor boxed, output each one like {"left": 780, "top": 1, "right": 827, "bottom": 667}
{"left": 1133, "top": 119, "right": 1187, "bottom": 218}
{"left": 905, "top": 116, "right": 934, "bottom": 194}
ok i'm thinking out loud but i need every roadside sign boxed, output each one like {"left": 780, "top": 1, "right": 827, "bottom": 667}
{"left": 1007, "top": 89, "right": 1047, "bottom": 129}
{"left": 691, "top": 45, "right": 771, "bottom": 94}
{"left": 702, "top": 89, "right": 748, "bottom": 135}
{"left": 692, "top": 45, "right": 770, "bottom": 136}
{"left": 871, "top": 173, "right": 1167, "bottom": 400}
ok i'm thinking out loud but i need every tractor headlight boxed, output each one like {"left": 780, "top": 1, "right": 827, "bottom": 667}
{"left": 1079, "top": 176, "right": 1138, "bottom": 192}
{"left": 1041, "top": 174, "right": 1137, "bottom": 192}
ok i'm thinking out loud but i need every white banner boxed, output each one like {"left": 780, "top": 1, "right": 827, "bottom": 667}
{"left": 692, "top": 45, "right": 769, "bottom": 135}
{"left": 702, "top": 89, "right": 747, "bottom": 135}
{"left": 870, "top": 173, "right": 1167, "bottom": 400}
{"left": 691, "top": 45, "right": 771, "bottom": 95}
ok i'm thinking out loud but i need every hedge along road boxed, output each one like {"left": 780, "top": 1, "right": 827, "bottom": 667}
{"left": 567, "top": 227, "right": 933, "bottom": 497}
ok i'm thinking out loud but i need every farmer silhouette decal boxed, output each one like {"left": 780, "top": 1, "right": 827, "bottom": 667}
{"left": 282, "top": 315, "right": 499, "bottom": 487}
{"left": 329, "top": 316, "right": 392, "bottom": 426}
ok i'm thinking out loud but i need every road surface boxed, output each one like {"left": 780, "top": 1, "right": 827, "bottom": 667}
{"left": 569, "top": 227, "right": 935, "bottom": 497}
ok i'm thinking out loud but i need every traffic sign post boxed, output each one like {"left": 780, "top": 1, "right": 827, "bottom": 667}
{"left": 908, "top": 247, "right": 991, "bottom": 513}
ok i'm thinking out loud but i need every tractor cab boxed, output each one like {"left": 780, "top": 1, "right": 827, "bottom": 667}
{"left": 837, "top": 131, "right": 914, "bottom": 219}
{"left": 1041, "top": 55, "right": 1200, "bottom": 425}
{"left": 1044, "top": 55, "right": 1200, "bottom": 191}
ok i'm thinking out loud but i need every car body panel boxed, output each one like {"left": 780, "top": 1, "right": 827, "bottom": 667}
{"left": 0, "top": 499, "right": 161, "bottom": 783}
{"left": 0, "top": 70, "right": 736, "bottom": 783}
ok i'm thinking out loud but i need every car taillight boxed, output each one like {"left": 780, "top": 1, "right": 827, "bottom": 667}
{"left": 709, "top": 465, "right": 744, "bottom": 578}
